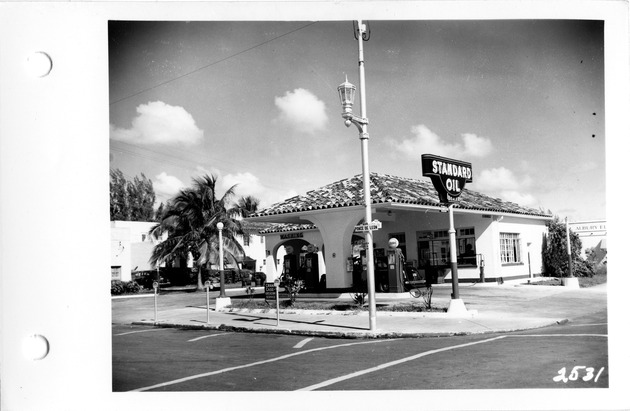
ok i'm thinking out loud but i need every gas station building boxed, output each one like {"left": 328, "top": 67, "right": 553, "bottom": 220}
{"left": 246, "top": 172, "right": 553, "bottom": 291}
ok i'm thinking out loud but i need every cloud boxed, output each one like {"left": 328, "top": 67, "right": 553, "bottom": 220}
{"left": 388, "top": 124, "right": 493, "bottom": 159}
{"left": 218, "top": 171, "right": 295, "bottom": 208}
{"left": 274, "top": 88, "right": 328, "bottom": 134}
{"left": 220, "top": 172, "right": 264, "bottom": 198}
{"left": 462, "top": 133, "right": 493, "bottom": 157}
{"left": 154, "top": 172, "right": 185, "bottom": 198}
{"left": 475, "top": 167, "right": 537, "bottom": 206}
{"left": 110, "top": 101, "right": 203, "bottom": 146}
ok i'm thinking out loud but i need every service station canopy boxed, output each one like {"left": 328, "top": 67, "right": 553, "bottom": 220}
{"left": 421, "top": 154, "right": 473, "bottom": 204}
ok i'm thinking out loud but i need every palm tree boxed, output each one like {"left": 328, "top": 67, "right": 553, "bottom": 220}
{"left": 149, "top": 175, "right": 248, "bottom": 290}
{"left": 237, "top": 195, "right": 260, "bottom": 217}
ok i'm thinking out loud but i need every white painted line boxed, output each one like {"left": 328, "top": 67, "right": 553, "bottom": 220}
{"left": 113, "top": 328, "right": 164, "bottom": 336}
{"left": 129, "top": 338, "right": 396, "bottom": 392}
{"left": 188, "top": 333, "right": 230, "bottom": 342}
{"left": 505, "top": 334, "right": 608, "bottom": 338}
{"left": 296, "top": 336, "right": 506, "bottom": 391}
{"left": 293, "top": 338, "right": 314, "bottom": 349}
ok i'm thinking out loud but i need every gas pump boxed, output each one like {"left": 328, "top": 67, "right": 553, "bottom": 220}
{"left": 282, "top": 245, "right": 298, "bottom": 282}
{"left": 303, "top": 244, "right": 319, "bottom": 290}
{"left": 386, "top": 238, "right": 405, "bottom": 293}
{"left": 478, "top": 254, "right": 485, "bottom": 283}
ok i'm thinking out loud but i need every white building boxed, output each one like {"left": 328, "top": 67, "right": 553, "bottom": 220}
{"left": 110, "top": 220, "right": 270, "bottom": 282}
{"left": 569, "top": 220, "right": 607, "bottom": 263}
{"left": 246, "top": 173, "right": 553, "bottom": 289}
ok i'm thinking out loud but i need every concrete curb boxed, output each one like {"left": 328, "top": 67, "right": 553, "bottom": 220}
{"left": 217, "top": 307, "right": 488, "bottom": 318}
{"left": 130, "top": 317, "right": 570, "bottom": 339}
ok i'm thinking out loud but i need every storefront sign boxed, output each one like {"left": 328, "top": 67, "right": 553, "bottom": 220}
{"left": 421, "top": 154, "right": 473, "bottom": 204}
{"left": 570, "top": 222, "right": 606, "bottom": 233}
{"left": 280, "top": 232, "right": 303, "bottom": 240}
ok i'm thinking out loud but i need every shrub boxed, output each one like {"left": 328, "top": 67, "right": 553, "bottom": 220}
{"left": 282, "top": 274, "right": 304, "bottom": 303}
{"left": 111, "top": 280, "right": 142, "bottom": 295}
{"left": 254, "top": 272, "right": 266, "bottom": 285}
{"left": 542, "top": 217, "right": 594, "bottom": 277}
{"left": 123, "top": 281, "right": 142, "bottom": 294}
{"left": 350, "top": 292, "right": 367, "bottom": 306}
{"left": 240, "top": 269, "right": 254, "bottom": 281}
{"left": 111, "top": 280, "right": 125, "bottom": 295}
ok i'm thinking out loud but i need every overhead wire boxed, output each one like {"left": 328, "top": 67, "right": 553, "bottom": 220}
{"left": 109, "top": 21, "right": 318, "bottom": 106}
{"left": 109, "top": 21, "right": 321, "bottom": 200}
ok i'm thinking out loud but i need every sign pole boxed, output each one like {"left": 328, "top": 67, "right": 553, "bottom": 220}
{"left": 152, "top": 281, "right": 159, "bottom": 323}
{"left": 564, "top": 217, "right": 573, "bottom": 277}
{"left": 448, "top": 204, "right": 460, "bottom": 300}
{"left": 274, "top": 278, "right": 280, "bottom": 326}
{"left": 421, "top": 153, "right": 472, "bottom": 314}
{"left": 205, "top": 280, "right": 211, "bottom": 324}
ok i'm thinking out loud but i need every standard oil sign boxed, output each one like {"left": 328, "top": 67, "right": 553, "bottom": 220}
{"left": 422, "top": 154, "right": 473, "bottom": 204}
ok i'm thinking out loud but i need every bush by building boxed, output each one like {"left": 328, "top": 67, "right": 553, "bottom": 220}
{"left": 111, "top": 280, "right": 142, "bottom": 295}
{"left": 542, "top": 217, "right": 594, "bottom": 278}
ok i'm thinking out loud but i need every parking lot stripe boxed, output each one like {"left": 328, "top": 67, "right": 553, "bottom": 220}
{"left": 113, "top": 328, "right": 164, "bottom": 336}
{"left": 188, "top": 333, "right": 230, "bottom": 342}
{"left": 296, "top": 333, "right": 608, "bottom": 391}
{"left": 296, "top": 336, "right": 506, "bottom": 391}
{"left": 293, "top": 338, "right": 314, "bottom": 349}
{"left": 505, "top": 333, "right": 607, "bottom": 337}
{"left": 129, "top": 338, "right": 396, "bottom": 392}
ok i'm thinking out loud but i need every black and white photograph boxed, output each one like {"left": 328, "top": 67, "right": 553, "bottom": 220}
{"left": 1, "top": 1, "right": 629, "bottom": 411}
{"left": 109, "top": 18, "right": 611, "bottom": 392}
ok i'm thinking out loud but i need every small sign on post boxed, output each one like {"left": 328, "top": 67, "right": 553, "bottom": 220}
{"left": 205, "top": 280, "right": 211, "bottom": 324}
{"left": 265, "top": 280, "right": 281, "bottom": 326}
{"left": 152, "top": 281, "right": 159, "bottom": 323}
{"left": 264, "top": 282, "right": 277, "bottom": 302}
{"left": 354, "top": 219, "right": 382, "bottom": 233}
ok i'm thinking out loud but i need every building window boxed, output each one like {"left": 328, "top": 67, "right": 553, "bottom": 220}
{"left": 457, "top": 228, "right": 477, "bottom": 266}
{"left": 111, "top": 266, "right": 122, "bottom": 281}
{"left": 500, "top": 233, "right": 522, "bottom": 264}
{"left": 417, "top": 228, "right": 476, "bottom": 267}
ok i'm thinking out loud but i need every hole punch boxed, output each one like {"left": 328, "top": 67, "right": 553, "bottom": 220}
{"left": 26, "top": 51, "right": 53, "bottom": 77}
{"left": 22, "top": 334, "right": 49, "bottom": 360}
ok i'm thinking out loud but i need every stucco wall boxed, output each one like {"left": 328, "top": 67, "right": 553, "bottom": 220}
{"left": 110, "top": 227, "right": 131, "bottom": 282}
{"left": 262, "top": 209, "right": 549, "bottom": 288}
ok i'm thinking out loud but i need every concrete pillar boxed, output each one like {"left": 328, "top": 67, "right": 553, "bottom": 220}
{"left": 302, "top": 209, "right": 364, "bottom": 289}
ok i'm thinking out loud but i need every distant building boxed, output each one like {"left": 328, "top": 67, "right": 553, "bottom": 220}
{"left": 110, "top": 220, "right": 270, "bottom": 282}
{"left": 110, "top": 221, "right": 164, "bottom": 282}
{"left": 569, "top": 220, "right": 607, "bottom": 264}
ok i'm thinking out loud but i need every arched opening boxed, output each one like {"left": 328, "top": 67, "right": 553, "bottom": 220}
{"left": 272, "top": 239, "right": 327, "bottom": 291}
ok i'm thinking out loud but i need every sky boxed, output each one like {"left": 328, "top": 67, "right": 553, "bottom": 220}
{"left": 109, "top": 19, "right": 605, "bottom": 222}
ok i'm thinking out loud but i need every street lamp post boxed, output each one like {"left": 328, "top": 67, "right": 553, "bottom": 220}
{"left": 562, "top": 217, "right": 579, "bottom": 288}
{"left": 338, "top": 20, "right": 377, "bottom": 332}
{"left": 565, "top": 217, "right": 573, "bottom": 278}
{"left": 217, "top": 221, "right": 226, "bottom": 298}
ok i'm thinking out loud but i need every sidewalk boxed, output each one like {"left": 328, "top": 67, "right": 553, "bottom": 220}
{"left": 113, "top": 281, "right": 608, "bottom": 339}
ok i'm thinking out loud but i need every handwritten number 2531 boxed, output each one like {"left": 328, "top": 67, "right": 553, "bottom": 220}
{"left": 553, "top": 366, "right": 604, "bottom": 383}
